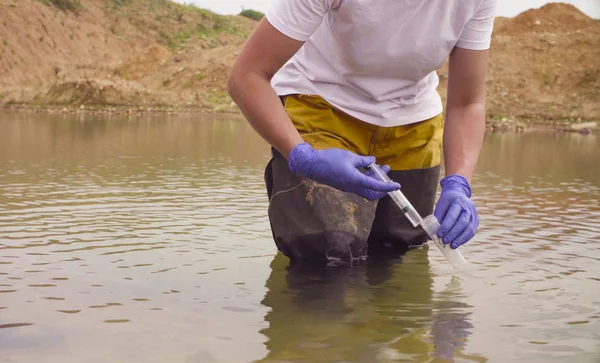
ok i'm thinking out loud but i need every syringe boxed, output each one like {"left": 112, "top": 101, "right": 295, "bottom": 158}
{"left": 368, "top": 162, "right": 468, "bottom": 268}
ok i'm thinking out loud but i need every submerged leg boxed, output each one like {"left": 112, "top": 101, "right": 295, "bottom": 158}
{"left": 263, "top": 94, "right": 383, "bottom": 263}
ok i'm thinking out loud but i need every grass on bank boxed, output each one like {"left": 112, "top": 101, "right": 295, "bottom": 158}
{"left": 113, "top": 0, "right": 253, "bottom": 51}
{"left": 239, "top": 9, "right": 264, "bottom": 21}
{"left": 35, "top": 0, "right": 255, "bottom": 51}
{"left": 38, "top": 0, "right": 83, "bottom": 12}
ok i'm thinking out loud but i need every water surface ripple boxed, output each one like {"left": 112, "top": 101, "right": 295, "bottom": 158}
{"left": 0, "top": 114, "right": 598, "bottom": 363}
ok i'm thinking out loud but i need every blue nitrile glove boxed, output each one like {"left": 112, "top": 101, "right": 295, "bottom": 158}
{"left": 433, "top": 174, "right": 479, "bottom": 249}
{"left": 288, "top": 142, "right": 400, "bottom": 201}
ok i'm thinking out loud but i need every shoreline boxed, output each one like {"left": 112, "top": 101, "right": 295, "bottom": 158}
{"left": 0, "top": 104, "right": 238, "bottom": 116}
{"left": 1, "top": 104, "right": 596, "bottom": 134}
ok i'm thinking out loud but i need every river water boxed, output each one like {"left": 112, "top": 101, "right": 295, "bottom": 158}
{"left": 0, "top": 112, "right": 598, "bottom": 363}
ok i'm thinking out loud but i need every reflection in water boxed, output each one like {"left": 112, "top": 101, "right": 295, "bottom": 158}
{"left": 475, "top": 131, "right": 599, "bottom": 185}
{"left": 0, "top": 112, "right": 599, "bottom": 362}
{"left": 258, "top": 249, "right": 483, "bottom": 363}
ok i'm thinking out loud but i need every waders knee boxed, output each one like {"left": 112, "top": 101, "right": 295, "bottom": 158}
{"left": 265, "top": 148, "right": 378, "bottom": 263}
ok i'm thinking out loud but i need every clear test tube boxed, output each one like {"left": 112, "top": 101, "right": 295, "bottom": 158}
{"left": 368, "top": 162, "right": 422, "bottom": 227}
{"left": 368, "top": 162, "right": 468, "bottom": 269}
{"left": 420, "top": 215, "right": 468, "bottom": 267}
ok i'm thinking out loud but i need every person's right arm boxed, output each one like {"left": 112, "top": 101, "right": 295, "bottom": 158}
{"left": 227, "top": 1, "right": 400, "bottom": 200}
{"left": 227, "top": 18, "right": 305, "bottom": 159}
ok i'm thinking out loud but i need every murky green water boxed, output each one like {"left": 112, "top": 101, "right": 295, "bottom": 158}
{"left": 0, "top": 112, "right": 598, "bottom": 363}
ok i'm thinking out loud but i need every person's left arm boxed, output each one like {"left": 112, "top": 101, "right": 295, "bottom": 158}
{"left": 434, "top": 0, "right": 498, "bottom": 249}
{"left": 443, "top": 47, "right": 489, "bottom": 182}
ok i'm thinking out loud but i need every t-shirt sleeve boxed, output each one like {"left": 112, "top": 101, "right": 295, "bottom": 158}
{"left": 265, "top": 0, "right": 335, "bottom": 42}
{"left": 456, "top": 0, "right": 498, "bottom": 50}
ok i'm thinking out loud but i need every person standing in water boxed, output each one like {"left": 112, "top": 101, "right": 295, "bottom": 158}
{"left": 228, "top": 0, "right": 498, "bottom": 263}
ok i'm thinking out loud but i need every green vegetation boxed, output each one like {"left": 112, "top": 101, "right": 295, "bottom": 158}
{"left": 155, "top": 4, "right": 248, "bottom": 50}
{"left": 165, "top": 24, "right": 228, "bottom": 51}
{"left": 206, "top": 88, "right": 233, "bottom": 111}
{"left": 110, "top": 0, "right": 130, "bottom": 10}
{"left": 38, "top": 0, "right": 83, "bottom": 13}
{"left": 182, "top": 72, "right": 206, "bottom": 88}
{"left": 239, "top": 9, "right": 264, "bottom": 21}
{"left": 94, "top": 0, "right": 250, "bottom": 51}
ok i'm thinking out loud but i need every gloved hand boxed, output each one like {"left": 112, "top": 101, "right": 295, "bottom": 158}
{"left": 433, "top": 174, "right": 479, "bottom": 249}
{"left": 288, "top": 142, "right": 400, "bottom": 201}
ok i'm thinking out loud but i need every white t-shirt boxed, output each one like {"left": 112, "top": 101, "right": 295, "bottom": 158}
{"left": 266, "top": 0, "right": 498, "bottom": 127}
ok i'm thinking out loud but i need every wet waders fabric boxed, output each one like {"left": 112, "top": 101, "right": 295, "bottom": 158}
{"left": 265, "top": 94, "right": 443, "bottom": 263}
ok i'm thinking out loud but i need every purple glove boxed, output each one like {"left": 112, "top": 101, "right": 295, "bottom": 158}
{"left": 288, "top": 142, "right": 400, "bottom": 201}
{"left": 433, "top": 174, "right": 479, "bottom": 249}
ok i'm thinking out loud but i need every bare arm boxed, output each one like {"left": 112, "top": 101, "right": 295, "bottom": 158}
{"left": 443, "top": 46, "right": 490, "bottom": 182}
{"left": 227, "top": 19, "right": 305, "bottom": 159}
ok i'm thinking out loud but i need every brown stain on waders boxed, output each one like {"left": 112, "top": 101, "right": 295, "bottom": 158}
{"left": 302, "top": 180, "right": 363, "bottom": 234}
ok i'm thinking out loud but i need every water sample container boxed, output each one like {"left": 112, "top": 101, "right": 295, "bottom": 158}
{"left": 420, "top": 214, "right": 468, "bottom": 268}
{"left": 368, "top": 162, "right": 469, "bottom": 269}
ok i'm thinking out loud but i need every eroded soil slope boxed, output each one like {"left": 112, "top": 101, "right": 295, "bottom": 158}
{"left": 0, "top": 1, "right": 598, "bottom": 119}
{"left": 438, "top": 2, "right": 599, "bottom": 120}
{"left": 0, "top": 0, "right": 254, "bottom": 111}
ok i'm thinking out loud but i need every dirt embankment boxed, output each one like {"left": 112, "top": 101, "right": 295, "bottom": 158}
{"left": 436, "top": 2, "right": 600, "bottom": 122}
{"left": 0, "top": 0, "right": 254, "bottom": 112}
{"left": 0, "top": 1, "right": 598, "bottom": 122}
